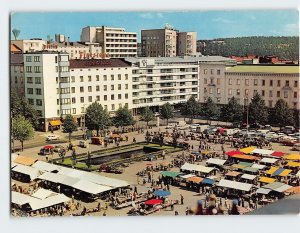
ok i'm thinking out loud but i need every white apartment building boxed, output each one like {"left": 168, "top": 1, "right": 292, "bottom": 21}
{"left": 11, "top": 39, "right": 46, "bottom": 52}
{"left": 11, "top": 54, "right": 25, "bottom": 97}
{"left": 199, "top": 64, "right": 300, "bottom": 110}
{"left": 80, "top": 26, "right": 137, "bottom": 58}
{"left": 23, "top": 51, "right": 132, "bottom": 131}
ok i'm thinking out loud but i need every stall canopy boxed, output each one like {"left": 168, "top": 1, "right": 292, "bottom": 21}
{"left": 11, "top": 153, "right": 18, "bottom": 162}
{"left": 72, "top": 180, "right": 113, "bottom": 195}
{"left": 28, "top": 193, "right": 70, "bottom": 211}
{"left": 251, "top": 164, "right": 266, "bottom": 170}
{"left": 11, "top": 191, "right": 38, "bottom": 206}
{"left": 284, "top": 154, "right": 300, "bottom": 161}
{"left": 153, "top": 190, "right": 171, "bottom": 197}
{"left": 32, "top": 161, "right": 60, "bottom": 172}
{"left": 161, "top": 171, "right": 181, "bottom": 178}
{"left": 243, "top": 167, "right": 259, "bottom": 173}
{"left": 13, "top": 156, "right": 37, "bottom": 166}
{"left": 144, "top": 199, "right": 163, "bottom": 205}
{"left": 252, "top": 149, "right": 274, "bottom": 155}
{"left": 217, "top": 179, "right": 253, "bottom": 192}
{"left": 241, "top": 174, "right": 257, "bottom": 180}
{"left": 202, "top": 178, "right": 216, "bottom": 185}
{"left": 260, "top": 158, "right": 278, "bottom": 164}
{"left": 38, "top": 172, "right": 79, "bottom": 187}
{"left": 259, "top": 176, "right": 276, "bottom": 184}
{"left": 286, "top": 161, "right": 300, "bottom": 167}
{"left": 279, "top": 169, "right": 292, "bottom": 177}
{"left": 225, "top": 171, "right": 241, "bottom": 177}
{"left": 263, "top": 182, "right": 292, "bottom": 192}
{"left": 180, "top": 174, "right": 195, "bottom": 179}
{"left": 256, "top": 188, "right": 271, "bottom": 194}
{"left": 181, "top": 163, "right": 215, "bottom": 174}
{"left": 231, "top": 154, "right": 258, "bottom": 161}
{"left": 187, "top": 176, "right": 203, "bottom": 183}
{"left": 206, "top": 158, "right": 227, "bottom": 166}
{"left": 271, "top": 151, "right": 285, "bottom": 157}
{"left": 12, "top": 164, "right": 42, "bottom": 181}
{"left": 31, "top": 188, "right": 56, "bottom": 200}
{"left": 232, "top": 164, "right": 248, "bottom": 170}
{"left": 297, "top": 170, "right": 300, "bottom": 177}
{"left": 49, "top": 120, "right": 62, "bottom": 126}
{"left": 226, "top": 151, "right": 244, "bottom": 156}
{"left": 240, "top": 146, "right": 256, "bottom": 154}
{"left": 265, "top": 167, "right": 280, "bottom": 175}
{"left": 265, "top": 167, "right": 292, "bottom": 177}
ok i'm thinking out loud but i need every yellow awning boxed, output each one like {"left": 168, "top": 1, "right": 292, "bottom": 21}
{"left": 259, "top": 176, "right": 276, "bottom": 183}
{"left": 287, "top": 161, "right": 300, "bottom": 167}
{"left": 240, "top": 146, "right": 256, "bottom": 154}
{"left": 49, "top": 120, "right": 62, "bottom": 126}
{"left": 279, "top": 169, "right": 292, "bottom": 177}
{"left": 284, "top": 154, "right": 300, "bottom": 161}
{"left": 265, "top": 167, "right": 279, "bottom": 175}
{"left": 232, "top": 164, "right": 247, "bottom": 170}
{"left": 13, "top": 156, "right": 37, "bottom": 166}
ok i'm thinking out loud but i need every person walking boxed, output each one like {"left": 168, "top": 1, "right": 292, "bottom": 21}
{"left": 180, "top": 194, "right": 184, "bottom": 205}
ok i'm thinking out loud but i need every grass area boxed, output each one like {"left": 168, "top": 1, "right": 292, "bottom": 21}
{"left": 59, "top": 158, "right": 98, "bottom": 170}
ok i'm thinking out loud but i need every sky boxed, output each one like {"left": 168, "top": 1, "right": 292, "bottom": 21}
{"left": 11, "top": 11, "right": 299, "bottom": 41}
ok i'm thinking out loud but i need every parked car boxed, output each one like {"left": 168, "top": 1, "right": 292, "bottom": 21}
{"left": 46, "top": 135, "right": 60, "bottom": 141}
{"left": 283, "top": 126, "right": 295, "bottom": 135}
{"left": 53, "top": 145, "right": 66, "bottom": 153}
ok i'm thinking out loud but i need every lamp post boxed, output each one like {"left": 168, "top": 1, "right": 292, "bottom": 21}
{"left": 82, "top": 104, "right": 86, "bottom": 140}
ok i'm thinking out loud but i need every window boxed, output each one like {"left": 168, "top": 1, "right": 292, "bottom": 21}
{"left": 96, "top": 85, "right": 100, "bottom": 91}
{"left": 262, "top": 80, "right": 265, "bottom": 86}
{"left": 270, "top": 80, "right": 273, "bottom": 86}
{"left": 80, "top": 97, "right": 84, "bottom": 103}
{"left": 285, "top": 80, "right": 289, "bottom": 87}
{"left": 236, "top": 89, "right": 240, "bottom": 95}
{"left": 104, "top": 75, "right": 107, "bottom": 81}
{"left": 262, "top": 90, "right": 265, "bottom": 96}
{"left": 204, "top": 78, "right": 207, "bottom": 84}
{"left": 217, "top": 88, "right": 220, "bottom": 94}
{"left": 88, "top": 96, "right": 92, "bottom": 102}
{"left": 71, "top": 76, "right": 75, "bottom": 82}
{"left": 125, "top": 74, "right": 128, "bottom": 80}
{"left": 96, "top": 96, "right": 100, "bottom": 101}
{"left": 28, "top": 98, "right": 34, "bottom": 105}
{"left": 27, "top": 77, "right": 33, "bottom": 83}
{"left": 111, "top": 85, "right": 114, "bottom": 91}
{"left": 204, "top": 69, "right": 208, "bottom": 74}
{"left": 26, "top": 66, "right": 32, "bottom": 73}
{"left": 57, "top": 99, "right": 60, "bottom": 105}
{"left": 61, "top": 98, "right": 71, "bottom": 105}
{"left": 217, "top": 70, "right": 221, "bottom": 75}
{"left": 72, "top": 108, "right": 76, "bottom": 114}
{"left": 254, "top": 79, "right": 258, "bottom": 86}
{"left": 125, "top": 93, "right": 128, "bottom": 99}
{"left": 210, "top": 69, "right": 214, "bottom": 75}
{"left": 14, "top": 76, "right": 18, "bottom": 84}
{"left": 36, "top": 99, "right": 42, "bottom": 106}
{"left": 253, "top": 90, "right": 258, "bottom": 95}
{"left": 27, "top": 88, "right": 33, "bottom": 94}
{"left": 26, "top": 56, "right": 32, "bottom": 62}
{"left": 80, "top": 76, "right": 84, "bottom": 82}
{"left": 209, "top": 88, "right": 213, "bottom": 94}
{"left": 118, "top": 74, "right": 121, "bottom": 80}
{"left": 217, "top": 78, "right": 220, "bottom": 85}
{"left": 236, "top": 79, "right": 240, "bottom": 85}
{"left": 245, "top": 79, "right": 249, "bottom": 86}
{"left": 104, "top": 95, "right": 107, "bottom": 101}
{"left": 111, "top": 94, "right": 114, "bottom": 100}
{"left": 35, "top": 88, "right": 42, "bottom": 95}
{"left": 80, "top": 87, "right": 84, "bottom": 92}
{"left": 277, "top": 91, "right": 280, "bottom": 98}
{"left": 33, "top": 56, "right": 40, "bottom": 62}
{"left": 125, "top": 84, "right": 128, "bottom": 89}
{"left": 88, "top": 86, "right": 92, "bottom": 92}
{"left": 111, "top": 75, "right": 114, "bottom": 81}
{"left": 284, "top": 91, "right": 288, "bottom": 98}
{"left": 104, "top": 105, "right": 107, "bottom": 110}
{"left": 35, "top": 77, "right": 41, "bottom": 84}
{"left": 87, "top": 76, "right": 91, "bottom": 82}
{"left": 55, "top": 56, "right": 58, "bottom": 63}
{"left": 294, "top": 81, "right": 298, "bottom": 87}
{"left": 228, "top": 89, "right": 232, "bottom": 95}
{"left": 118, "top": 94, "right": 121, "bottom": 99}
{"left": 269, "top": 101, "right": 273, "bottom": 108}
{"left": 111, "top": 104, "right": 115, "bottom": 110}
{"left": 71, "top": 87, "right": 75, "bottom": 93}
{"left": 269, "top": 90, "right": 273, "bottom": 97}
{"left": 229, "top": 79, "right": 232, "bottom": 85}
{"left": 81, "top": 107, "right": 85, "bottom": 113}
{"left": 294, "top": 92, "right": 297, "bottom": 98}
{"left": 104, "top": 85, "right": 107, "bottom": 91}
{"left": 118, "top": 84, "right": 121, "bottom": 90}
{"left": 72, "top": 97, "right": 76, "bottom": 103}
{"left": 210, "top": 78, "right": 213, "bottom": 84}
{"left": 277, "top": 80, "right": 281, "bottom": 87}
{"left": 245, "top": 89, "right": 249, "bottom": 95}
{"left": 96, "top": 75, "right": 99, "bottom": 81}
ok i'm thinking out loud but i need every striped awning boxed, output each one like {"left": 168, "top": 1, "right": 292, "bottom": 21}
{"left": 240, "top": 146, "right": 256, "bottom": 154}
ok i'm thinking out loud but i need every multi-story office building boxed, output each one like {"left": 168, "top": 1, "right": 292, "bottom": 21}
{"left": 141, "top": 26, "right": 197, "bottom": 57}
{"left": 11, "top": 39, "right": 47, "bottom": 52}
{"left": 11, "top": 53, "right": 25, "bottom": 97}
{"left": 23, "top": 51, "right": 132, "bottom": 131}
{"left": 199, "top": 65, "right": 300, "bottom": 110}
{"left": 177, "top": 32, "right": 197, "bottom": 56}
{"left": 80, "top": 26, "right": 137, "bottom": 58}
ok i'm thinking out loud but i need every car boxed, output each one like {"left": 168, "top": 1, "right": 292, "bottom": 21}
{"left": 79, "top": 140, "right": 88, "bottom": 148}
{"left": 178, "top": 125, "right": 189, "bottom": 130}
{"left": 53, "top": 145, "right": 66, "bottom": 153}
{"left": 46, "top": 135, "right": 60, "bottom": 141}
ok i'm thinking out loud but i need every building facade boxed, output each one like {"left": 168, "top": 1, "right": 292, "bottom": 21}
{"left": 11, "top": 39, "right": 47, "bottom": 52}
{"left": 177, "top": 32, "right": 197, "bottom": 56}
{"left": 11, "top": 54, "right": 25, "bottom": 97}
{"left": 199, "top": 65, "right": 299, "bottom": 110}
{"left": 80, "top": 26, "right": 137, "bottom": 58}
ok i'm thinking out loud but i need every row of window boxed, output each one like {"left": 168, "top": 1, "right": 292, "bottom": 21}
{"left": 25, "top": 66, "right": 41, "bottom": 73}
{"left": 203, "top": 69, "right": 221, "bottom": 75}
{"left": 27, "top": 88, "right": 42, "bottom": 95}
{"left": 26, "top": 77, "right": 41, "bottom": 84}
{"left": 28, "top": 98, "right": 42, "bottom": 106}
{"left": 66, "top": 74, "right": 129, "bottom": 83}
{"left": 25, "top": 56, "right": 40, "bottom": 62}
{"left": 227, "top": 78, "right": 298, "bottom": 87}
{"left": 61, "top": 93, "right": 130, "bottom": 105}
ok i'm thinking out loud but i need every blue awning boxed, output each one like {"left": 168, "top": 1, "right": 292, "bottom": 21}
{"left": 273, "top": 168, "right": 285, "bottom": 176}
{"left": 202, "top": 178, "right": 215, "bottom": 185}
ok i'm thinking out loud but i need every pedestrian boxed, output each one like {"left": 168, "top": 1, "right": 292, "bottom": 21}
{"left": 175, "top": 210, "right": 179, "bottom": 215}
{"left": 185, "top": 207, "right": 189, "bottom": 215}
{"left": 180, "top": 194, "right": 184, "bottom": 205}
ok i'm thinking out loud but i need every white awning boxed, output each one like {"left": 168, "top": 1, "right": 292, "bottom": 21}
{"left": 241, "top": 174, "right": 257, "bottom": 180}
{"left": 217, "top": 179, "right": 253, "bottom": 192}
{"left": 206, "top": 158, "right": 227, "bottom": 166}
{"left": 11, "top": 162, "right": 17, "bottom": 168}
{"left": 260, "top": 158, "right": 278, "bottom": 164}
{"left": 31, "top": 188, "right": 56, "bottom": 200}
{"left": 28, "top": 194, "right": 70, "bottom": 211}
{"left": 180, "top": 174, "right": 196, "bottom": 179}
{"left": 273, "top": 184, "right": 292, "bottom": 193}
{"left": 251, "top": 164, "right": 266, "bottom": 170}
{"left": 32, "top": 161, "right": 60, "bottom": 172}
{"left": 252, "top": 149, "right": 274, "bottom": 155}
{"left": 181, "top": 163, "right": 215, "bottom": 174}
{"left": 256, "top": 188, "right": 271, "bottom": 194}
{"left": 12, "top": 164, "right": 42, "bottom": 181}
{"left": 72, "top": 180, "right": 113, "bottom": 195}
{"left": 38, "top": 172, "right": 79, "bottom": 187}
{"left": 11, "top": 191, "right": 37, "bottom": 206}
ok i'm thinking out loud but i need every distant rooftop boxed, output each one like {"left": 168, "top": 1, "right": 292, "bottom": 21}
{"left": 69, "top": 59, "right": 131, "bottom": 69}
{"left": 226, "top": 65, "right": 299, "bottom": 74}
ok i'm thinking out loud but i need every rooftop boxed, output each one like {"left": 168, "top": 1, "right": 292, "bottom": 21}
{"left": 69, "top": 58, "right": 131, "bottom": 69}
{"left": 10, "top": 53, "right": 23, "bottom": 65}
{"left": 10, "top": 43, "right": 22, "bottom": 53}
{"left": 226, "top": 65, "right": 299, "bottom": 74}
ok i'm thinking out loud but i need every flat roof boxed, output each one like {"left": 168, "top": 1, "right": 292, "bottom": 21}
{"left": 226, "top": 65, "right": 299, "bottom": 74}
{"left": 69, "top": 58, "right": 131, "bottom": 69}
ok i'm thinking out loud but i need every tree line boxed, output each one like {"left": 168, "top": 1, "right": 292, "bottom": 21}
{"left": 197, "top": 36, "right": 299, "bottom": 61}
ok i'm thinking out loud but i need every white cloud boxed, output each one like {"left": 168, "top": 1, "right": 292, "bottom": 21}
{"left": 139, "top": 13, "right": 164, "bottom": 19}
{"left": 212, "top": 17, "right": 234, "bottom": 24}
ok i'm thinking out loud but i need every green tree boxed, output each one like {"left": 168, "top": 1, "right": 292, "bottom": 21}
{"left": 160, "top": 102, "right": 174, "bottom": 125}
{"left": 186, "top": 96, "right": 200, "bottom": 123}
{"left": 273, "top": 99, "right": 294, "bottom": 127}
{"left": 248, "top": 93, "right": 268, "bottom": 124}
{"left": 114, "top": 106, "right": 135, "bottom": 128}
{"left": 201, "top": 97, "right": 220, "bottom": 122}
{"left": 141, "top": 107, "right": 155, "bottom": 127}
{"left": 85, "top": 102, "right": 110, "bottom": 136}
{"left": 12, "top": 116, "right": 34, "bottom": 151}
{"left": 62, "top": 114, "right": 77, "bottom": 142}
{"left": 221, "top": 96, "right": 243, "bottom": 123}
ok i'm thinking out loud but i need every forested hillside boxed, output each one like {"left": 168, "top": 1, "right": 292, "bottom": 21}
{"left": 197, "top": 37, "right": 299, "bottom": 60}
